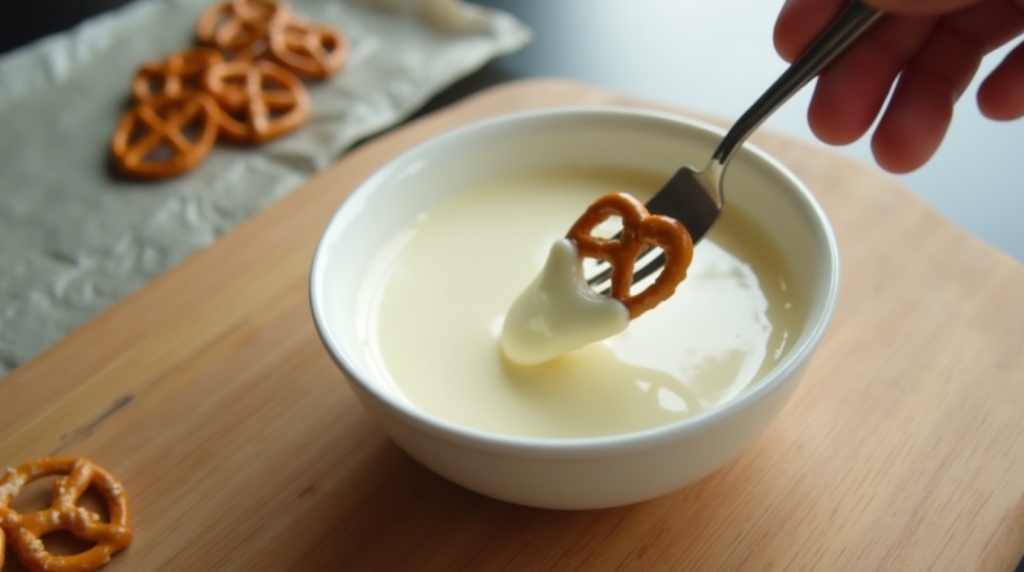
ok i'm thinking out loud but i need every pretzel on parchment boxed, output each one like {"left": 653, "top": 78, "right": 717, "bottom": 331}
{"left": 111, "top": 92, "right": 221, "bottom": 179}
{"left": 0, "top": 457, "right": 132, "bottom": 572}
{"left": 203, "top": 59, "right": 311, "bottom": 144}
{"left": 196, "top": 0, "right": 290, "bottom": 53}
{"left": 567, "top": 192, "right": 694, "bottom": 319}
{"left": 132, "top": 47, "right": 224, "bottom": 102}
{"left": 268, "top": 16, "right": 349, "bottom": 80}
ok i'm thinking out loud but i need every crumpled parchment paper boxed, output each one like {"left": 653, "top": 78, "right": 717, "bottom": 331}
{"left": 0, "top": 0, "right": 530, "bottom": 377}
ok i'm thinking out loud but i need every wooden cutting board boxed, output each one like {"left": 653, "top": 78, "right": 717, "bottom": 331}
{"left": 2, "top": 78, "right": 1022, "bottom": 572}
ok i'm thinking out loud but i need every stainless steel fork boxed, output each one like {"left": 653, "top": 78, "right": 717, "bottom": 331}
{"left": 587, "top": 0, "right": 883, "bottom": 292}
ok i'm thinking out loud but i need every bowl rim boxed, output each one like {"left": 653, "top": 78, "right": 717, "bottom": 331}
{"left": 309, "top": 105, "right": 840, "bottom": 458}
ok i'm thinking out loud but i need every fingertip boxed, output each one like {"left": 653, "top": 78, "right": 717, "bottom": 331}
{"left": 870, "top": 81, "right": 953, "bottom": 174}
{"left": 870, "top": 138, "right": 924, "bottom": 173}
{"left": 805, "top": 37, "right": 904, "bottom": 146}
{"left": 773, "top": 0, "right": 803, "bottom": 62}
{"left": 870, "top": 117, "right": 947, "bottom": 174}
{"left": 977, "top": 43, "right": 1024, "bottom": 121}
{"left": 773, "top": 27, "right": 796, "bottom": 63}
{"left": 773, "top": 0, "right": 846, "bottom": 63}
{"left": 808, "top": 96, "right": 861, "bottom": 145}
{"left": 863, "top": 0, "right": 983, "bottom": 16}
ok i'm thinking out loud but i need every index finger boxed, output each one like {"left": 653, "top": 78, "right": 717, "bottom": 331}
{"left": 774, "top": 0, "right": 988, "bottom": 62}
{"left": 865, "top": 0, "right": 984, "bottom": 15}
{"left": 774, "top": 0, "right": 847, "bottom": 62}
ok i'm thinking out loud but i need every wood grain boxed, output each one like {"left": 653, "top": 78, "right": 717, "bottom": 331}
{"left": 2, "top": 78, "right": 1022, "bottom": 572}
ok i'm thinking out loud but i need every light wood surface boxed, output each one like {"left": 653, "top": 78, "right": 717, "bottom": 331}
{"left": 2, "top": 78, "right": 1023, "bottom": 572}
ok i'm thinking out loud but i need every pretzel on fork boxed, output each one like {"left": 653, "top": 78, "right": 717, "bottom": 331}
{"left": 566, "top": 192, "right": 694, "bottom": 319}
{"left": 0, "top": 457, "right": 132, "bottom": 572}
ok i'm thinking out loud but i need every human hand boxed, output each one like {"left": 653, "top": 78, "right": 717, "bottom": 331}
{"left": 774, "top": 0, "right": 1024, "bottom": 173}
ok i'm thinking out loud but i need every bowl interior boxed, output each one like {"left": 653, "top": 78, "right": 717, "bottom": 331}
{"left": 310, "top": 107, "right": 838, "bottom": 441}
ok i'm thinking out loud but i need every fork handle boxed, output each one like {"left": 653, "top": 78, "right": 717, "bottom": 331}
{"left": 710, "top": 1, "right": 883, "bottom": 172}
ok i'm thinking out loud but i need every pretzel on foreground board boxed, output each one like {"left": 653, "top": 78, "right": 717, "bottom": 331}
{"left": 0, "top": 457, "right": 132, "bottom": 572}
{"left": 566, "top": 192, "right": 694, "bottom": 319}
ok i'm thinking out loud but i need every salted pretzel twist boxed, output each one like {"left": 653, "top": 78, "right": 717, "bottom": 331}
{"left": 0, "top": 457, "right": 132, "bottom": 572}
{"left": 268, "top": 16, "right": 349, "bottom": 80}
{"left": 567, "top": 192, "right": 694, "bottom": 319}
{"left": 233, "top": 0, "right": 288, "bottom": 21}
{"left": 204, "top": 59, "right": 311, "bottom": 144}
{"left": 132, "top": 47, "right": 224, "bottom": 102}
{"left": 196, "top": 0, "right": 290, "bottom": 52}
{"left": 111, "top": 92, "right": 221, "bottom": 179}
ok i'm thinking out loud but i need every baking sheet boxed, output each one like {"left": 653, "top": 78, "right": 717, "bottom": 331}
{"left": 0, "top": 0, "right": 530, "bottom": 376}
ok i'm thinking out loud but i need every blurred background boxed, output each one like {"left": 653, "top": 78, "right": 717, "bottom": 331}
{"left": 3, "top": 0, "right": 1023, "bottom": 261}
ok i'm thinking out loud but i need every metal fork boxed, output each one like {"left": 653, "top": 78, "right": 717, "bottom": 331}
{"left": 587, "top": 1, "right": 883, "bottom": 292}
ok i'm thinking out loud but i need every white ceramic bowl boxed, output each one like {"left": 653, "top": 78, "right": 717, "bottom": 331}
{"left": 310, "top": 107, "right": 839, "bottom": 509}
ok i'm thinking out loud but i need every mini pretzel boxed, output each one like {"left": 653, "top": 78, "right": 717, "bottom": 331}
{"left": 204, "top": 59, "right": 310, "bottom": 144}
{"left": 132, "top": 47, "right": 224, "bottom": 101}
{"left": 567, "top": 193, "right": 694, "bottom": 319}
{"left": 196, "top": 0, "right": 290, "bottom": 52}
{"left": 233, "top": 0, "right": 287, "bottom": 21}
{"left": 0, "top": 457, "right": 132, "bottom": 572}
{"left": 111, "top": 93, "right": 221, "bottom": 179}
{"left": 268, "top": 16, "right": 348, "bottom": 80}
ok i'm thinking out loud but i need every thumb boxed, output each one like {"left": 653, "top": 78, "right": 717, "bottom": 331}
{"left": 864, "top": 0, "right": 983, "bottom": 15}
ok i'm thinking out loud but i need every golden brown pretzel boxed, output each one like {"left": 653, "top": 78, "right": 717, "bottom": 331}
{"left": 0, "top": 457, "right": 132, "bottom": 572}
{"left": 566, "top": 192, "right": 694, "bottom": 319}
{"left": 196, "top": 0, "right": 289, "bottom": 51}
{"left": 268, "top": 16, "right": 348, "bottom": 80}
{"left": 233, "top": 0, "right": 286, "bottom": 21}
{"left": 132, "top": 47, "right": 224, "bottom": 101}
{"left": 110, "top": 93, "right": 221, "bottom": 179}
{"left": 204, "top": 59, "right": 310, "bottom": 144}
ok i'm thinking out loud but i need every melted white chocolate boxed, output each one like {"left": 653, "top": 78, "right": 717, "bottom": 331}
{"left": 500, "top": 238, "right": 629, "bottom": 365}
{"left": 354, "top": 165, "right": 802, "bottom": 438}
